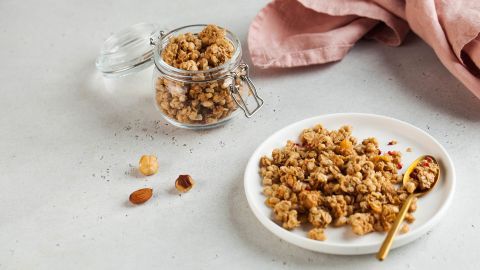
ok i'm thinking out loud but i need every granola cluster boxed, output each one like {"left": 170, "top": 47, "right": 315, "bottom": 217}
{"left": 405, "top": 156, "right": 439, "bottom": 193}
{"left": 156, "top": 25, "right": 241, "bottom": 125}
{"left": 260, "top": 125, "right": 417, "bottom": 240}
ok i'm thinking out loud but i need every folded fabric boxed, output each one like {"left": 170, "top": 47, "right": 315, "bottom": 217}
{"left": 248, "top": 0, "right": 480, "bottom": 99}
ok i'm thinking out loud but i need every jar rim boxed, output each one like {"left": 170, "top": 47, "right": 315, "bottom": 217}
{"left": 153, "top": 24, "right": 242, "bottom": 78}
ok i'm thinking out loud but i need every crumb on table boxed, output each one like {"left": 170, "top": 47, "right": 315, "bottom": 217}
{"left": 388, "top": 140, "right": 398, "bottom": 145}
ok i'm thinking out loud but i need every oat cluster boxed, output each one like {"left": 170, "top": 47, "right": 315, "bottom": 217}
{"left": 156, "top": 25, "right": 240, "bottom": 125}
{"left": 161, "top": 25, "right": 234, "bottom": 70}
{"left": 259, "top": 125, "right": 417, "bottom": 240}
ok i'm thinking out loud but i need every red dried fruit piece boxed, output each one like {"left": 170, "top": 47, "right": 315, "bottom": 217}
{"left": 397, "top": 163, "right": 403, "bottom": 169}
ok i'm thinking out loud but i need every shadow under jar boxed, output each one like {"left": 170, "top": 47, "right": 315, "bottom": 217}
{"left": 96, "top": 23, "right": 264, "bottom": 129}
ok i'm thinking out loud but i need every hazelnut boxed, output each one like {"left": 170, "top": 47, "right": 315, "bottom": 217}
{"left": 139, "top": 155, "right": 159, "bottom": 176}
{"left": 175, "top": 174, "right": 195, "bottom": 193}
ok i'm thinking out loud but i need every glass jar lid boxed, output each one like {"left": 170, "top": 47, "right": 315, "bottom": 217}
{"left": 95, "top": 23, "right": 159, "bottom": 77}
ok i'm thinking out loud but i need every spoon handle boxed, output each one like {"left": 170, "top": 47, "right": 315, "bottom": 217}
{"left": 377, "top": 194, "right": 416, "bottom": 261}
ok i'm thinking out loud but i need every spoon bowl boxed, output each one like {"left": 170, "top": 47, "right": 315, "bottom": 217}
{"left": 403, "top": 155, "right": 441, "bottom": 196}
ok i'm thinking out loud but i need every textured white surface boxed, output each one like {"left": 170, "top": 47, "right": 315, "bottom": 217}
{"left": 0, "top": 0, "right": 479, "bottom": 269}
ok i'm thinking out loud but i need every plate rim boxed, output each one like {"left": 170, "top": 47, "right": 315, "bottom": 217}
{"left": 243, "top": 113, "right": 456, "bottom": 254}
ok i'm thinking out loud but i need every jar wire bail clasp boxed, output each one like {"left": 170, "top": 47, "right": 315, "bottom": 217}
{"left": 227, "top": 63, "right": 264, "bottom": 118}
{"left": 150, "top": 30, "right": 165, "bottom": 46}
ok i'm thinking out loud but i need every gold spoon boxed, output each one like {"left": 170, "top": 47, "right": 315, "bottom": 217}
{"left": 376, "top": 155, "right": 440, "bottom": 261}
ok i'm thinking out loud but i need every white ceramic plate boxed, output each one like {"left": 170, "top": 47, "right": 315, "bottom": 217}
{"left": 244, "top": 113, "right": 455, "bottom": 255}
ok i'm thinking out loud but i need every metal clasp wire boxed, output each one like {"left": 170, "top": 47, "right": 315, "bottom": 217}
{"left": 228, "top": 63, "right": 264, "bottom": 118}
{"left": 150, "top": 30, "right": 165, "bottom": 46}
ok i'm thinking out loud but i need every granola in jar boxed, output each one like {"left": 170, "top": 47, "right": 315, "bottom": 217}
{"left": 154, "top": 25, "right": 258, "bottom": 127}
{"left": 259, "top": 124, "right": 417, "bottom": 240}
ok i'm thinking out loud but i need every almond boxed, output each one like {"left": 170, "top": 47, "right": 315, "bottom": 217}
{"left": 129, "top": 188, "right": 153, "bottom": 204}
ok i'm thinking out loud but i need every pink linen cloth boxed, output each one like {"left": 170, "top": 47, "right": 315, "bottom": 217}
{"left": 248, "top": 0, "right": 480, "bottom": 99}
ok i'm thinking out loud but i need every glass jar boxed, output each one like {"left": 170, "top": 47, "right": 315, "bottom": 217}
{"left": 96, "top": 23, "right": 263, "bottom": 129}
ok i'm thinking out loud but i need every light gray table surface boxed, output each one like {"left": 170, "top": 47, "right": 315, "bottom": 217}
{"left": 1, "top": 0, "right": 479, "bottom": 269}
